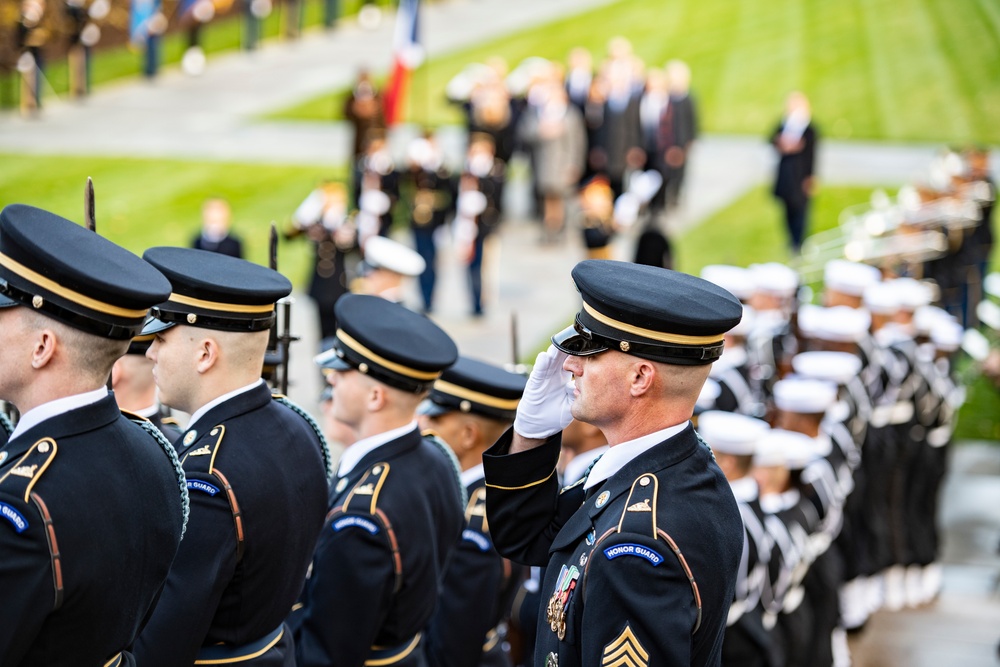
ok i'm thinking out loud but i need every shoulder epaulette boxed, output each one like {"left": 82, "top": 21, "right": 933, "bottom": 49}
{"left": 333, "top": 462, "right": 403, "bottom": 593}
{"left": 342, "top": 462, "right": 390, "bottom": 515}
{"left": 180, "top": 425, "right": 245, "bottom": 559}
{"left": 0, "top": 437, "right": 63, "bottom": 610}
{"left": 0, "top": 438, "right": 58, "bottom": 503}
{"left": 125, "top": 414, "right": 190, "bottom": 539}
{"left": 421, "top": 430, "right": 469, "bottom": 509}
{"left": 273, "top": 394, "right": 335, "bottom": 484}
{"left": 119, "top": 409, "right": 150, "bottom": 423}
{"left": 180, "top": 424, "right": 226, "bottom": 473}
{"left": 160, "top": 416, "right": 180, "bottom": 426}
{"left": 464, "top": 485, "right": 488, "bottom": 532}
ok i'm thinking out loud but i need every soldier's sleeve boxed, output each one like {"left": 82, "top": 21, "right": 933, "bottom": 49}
{"left": 483, "top": 428, "right": 578, "bottom": 566}
{"left": 294, "top": 466, "right": 398, "bottom": 667}
{"left": 0, "top": 490, "right": 53, "bottom": 663}
{"left": 424, "top": 489, "right": 506, "bottom": 667}
{"left": 133, "top": 470, "right": 239, "bottom": 667}
{"left": 579, "top": 475, "right": 700, "bottom": 667}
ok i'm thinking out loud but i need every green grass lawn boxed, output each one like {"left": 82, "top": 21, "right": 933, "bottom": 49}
{"left": 0, "top": 0, "right": 385, "bottom": 106}
{"left": 0, "top": 154, "right": 344, "bottom": 287}
{"left": 271, "top": 0, "right": 1000, "bottom": 145}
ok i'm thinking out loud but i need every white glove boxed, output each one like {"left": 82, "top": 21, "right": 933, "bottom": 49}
{"left": 513, "top": 345, "right": 576, "bottom": 439}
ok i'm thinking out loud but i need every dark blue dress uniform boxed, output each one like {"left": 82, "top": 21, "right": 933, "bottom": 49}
{"left": 133, "top": 247, "right": 332, "bottom": 666}
{"left": 0, "top": 204, "right": 186, "bottom": 666}
{"left": 485, "top": 262, "right": 745, "bottom": 667}
{"left": 292, "top": 295, "right": 465, "bottom": 667}
{"left": 420, "top": 357, "right": 527, "bottom": 667}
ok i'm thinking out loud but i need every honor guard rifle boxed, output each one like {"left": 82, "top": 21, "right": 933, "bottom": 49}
{"left": 263, "top": 223, "right": 299, "bottom": 395}
{"left": 85, "top": 177, "right": 96, "bottom": 232}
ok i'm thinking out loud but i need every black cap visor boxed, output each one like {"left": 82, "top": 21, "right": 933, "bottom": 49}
{"left": 551, "top": 319, "right": 612, "bottom": 357}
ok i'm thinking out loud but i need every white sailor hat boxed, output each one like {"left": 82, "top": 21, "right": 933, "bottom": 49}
{"left": 727, "top": 305, "right": 756, "bottom": 338}
{"left": 889, "top": 278, "right": 934, "bottom": 311}
{"left": 824, "top": 259, "right": 881, "bottom": 296}
{"left": 985, "top": 272, "right": 1000, "bottom": 299}
{"left": 863, "top": 282, "right": 901, "bottom": 315}
{"left": 697, "top": 411, "right": 770, "bottom": 455}
{"left": 754, "top": 429, "right": 817, "bottom": 470}
{"left": 799, "top": 305, "right": 871, "bottom": 343}
{"left": 361, "top": 235, "right": 427, "bottom": 277}
{"left": 696, "top": 378, "right": 722, "bottom": 412}
{"left": 749, "top": 262, "right": 799, "bottom": 296}
{"left": 701, "top": 265, "right": 754, "bottom": 301}
{"left": 773, "top": 377, "right": 838, "bottom": 414}
{"left": 914, "top": 305, "right": 955, "bottom": 336}
{"left": 791, "top": 351, "right": 862, "bottom": 386}
{"left": 930, "top": 319, "right": 964, "bottom": 351}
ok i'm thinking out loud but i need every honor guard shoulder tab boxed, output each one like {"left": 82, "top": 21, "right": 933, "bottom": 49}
{"left": 0, "top": 438, "right": 64, "bottom": 610}
{"left": 273, "top": 394, "right": 335, "bottom": 484}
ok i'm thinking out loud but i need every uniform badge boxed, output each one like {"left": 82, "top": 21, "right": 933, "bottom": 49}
{"left": 595, "top": 491, "right": 610, "bottom": 508}
{"left": 335, "top": 478, "right": 348, "bottom": 494}
{"left": 182, "top": 431, "right": 198, "bottom": 447}
{"left": 546, "top": 564, "right": 579, "bottom": 641}
{"left": 586, "top": 529, "right": 596, "bottom": 546}
{"left": 601, "top": 624, "right": 648, "bottom": 667}
{"left": 626, "top": 499, "right": 651, "bottom": 512}
{"left": 188, "top": 446, "right": 212, "bottom": 457}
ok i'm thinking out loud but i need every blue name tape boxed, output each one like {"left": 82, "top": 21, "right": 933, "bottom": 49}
{"left": 462, "top": 529, "right": 491, "bottom": 552}
{"left": 187, "top": 480, "right": 220, "bottom": 496}
{"left": 333, "top": 516, "right": 380, "bottom": 535}
{"left": 0, "top": 502, "right": 29, "bottom": 533}
{"left": 603, "top": 543, "right": 664, "bottom": 566}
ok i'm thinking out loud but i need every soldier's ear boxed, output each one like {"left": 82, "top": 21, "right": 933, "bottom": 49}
{"left": 195, "top": 336, "right": 220, "bottom": 374}
{"left": 31, "top": 327, "right": 58, "bottom": 370}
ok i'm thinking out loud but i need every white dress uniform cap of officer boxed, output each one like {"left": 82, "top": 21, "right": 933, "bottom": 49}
{"left": 790, "top": 351, "right": 862, "bottom": 386}
{"left": 824, "top": 259, "right": 881, "bottom": 296}
{"left": 798, "top": 304, "right": 871, "bottom": 343}
{"left": 363, "top": 235, "right": 427, "bottom": 277}
{"left": 697, "top": 411, "right": 770, "bottom": 455}
{"left": 701, "top": 265, "right": 754, "bottom": 302}
{"left": 748, "top": 262, "right": 799, "bottom": 296}
{"left": 773, "top": 377, "right": 838, "bottom": 414}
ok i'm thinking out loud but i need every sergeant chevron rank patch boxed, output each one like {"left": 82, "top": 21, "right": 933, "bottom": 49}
{"left": 602, "top": 624, "right": 648, "bottom": 667}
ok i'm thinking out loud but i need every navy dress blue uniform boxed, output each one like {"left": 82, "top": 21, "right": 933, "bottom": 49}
{"left": 484, "top": 262, "right": 745, "bottom": 667}
{"left": 292, "top": 294, "right": 465, "bottom": 667}
{"left": 0, "top": 204, "right": 186, "bottom": 666}
{"left": 133, "top": 247, "right": 331, "bottom": 666}
{"left": 420, "top": 357, "right": 528, "bottom": 667}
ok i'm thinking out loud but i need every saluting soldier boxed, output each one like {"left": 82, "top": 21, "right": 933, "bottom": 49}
{"left": 483, "top": 261, "right": 745, "bottom": 667}
{"left": 111, "top": 332, "right": 182, "bottom": 444}
{"left": 292, "top": 294, "right": 465, "bottom": 667}
{"left": 419, "top": 357, "right": 528, "bottom": 667}
{"left": 133, "top": 247, "right": 332, "bottom": 666}
{"left": 0, "top": 204, "right": 186, "bottom": 666}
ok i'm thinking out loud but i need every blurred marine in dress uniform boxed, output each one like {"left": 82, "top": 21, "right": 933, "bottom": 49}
{"left": 134, "top": 247, "right": 332, "bottom": 666}
{"left": 0, "top": 204, "right": 187, "bottom": 666}
{"left": 419, "top": 357, "right": 528, "bottom": 667}
{"left": 292, "top": 294, "right": 465, "bottom": 667}
{"left": 483, "top": 260, "right": 745, "bottom": 667}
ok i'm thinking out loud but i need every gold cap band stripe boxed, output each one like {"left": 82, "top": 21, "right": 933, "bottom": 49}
{"left": 168, "top": 292, "right": 276, "bottom": 314}
{"left": 0, "top": 253, "right": 148, "bottom": 319}
{"left": 337, "top": 329, "right": 442, "bottom": 381}
{"left": 433, "top": 380, "right": 521, "bottom": 411}
{"left": 131, "top": 333, "right": 156, "bottom": 343}
{"left": 582, "top": 302, "right": 725, "bottom": 346}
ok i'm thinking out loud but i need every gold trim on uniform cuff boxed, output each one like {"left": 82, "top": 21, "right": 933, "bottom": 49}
{"left": 582, "top": 302, "right": 725, "bottom": 346}
{"left": 337, "top": 329, "right": 442, "bottom": 381}
{"left": 485, "top": 466, "right": 557, "bottom": 491}
{"left": 433, "top": 380, "right": 521, "bottom": 411}
{"left": 169, "top": 292, "right": 276, "bottom": 314}
{"left": 0, "top": 253, "right": 148, "bottom": 319}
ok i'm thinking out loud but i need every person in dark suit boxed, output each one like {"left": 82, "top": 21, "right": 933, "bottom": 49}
{"left": 292, "top": 295, "right": 465, "bottom": 667}
{"left": 595, "top": 64, "right": 643, "bottom": 199}
{"left": 483, "top": 260, "right": 745, "bottom": 667}
{"left": 771, "top": 92, "right": 817, "bottom": 254}
{"left": 0, "top": 204, "right": 186, "bottom": 666}
{"left": 662, "top": 60, "right": 699, "bottom": 210}
{"left": 111, "top": 333, "right": 182, "bottom": 444}
{"left": 419, "top": 357, "right": 527, "bottom": 667}
{"left": 134, "top": 247, "right": 332, "bottom": 666}
{"left": 191, "top": 197, "right": 244, "bottom": 258}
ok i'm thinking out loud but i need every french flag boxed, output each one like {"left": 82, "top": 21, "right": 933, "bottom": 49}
{"left": 383, "top": 0, "right": 423, "bottom": 126}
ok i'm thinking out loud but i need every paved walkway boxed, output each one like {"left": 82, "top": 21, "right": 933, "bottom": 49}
{"left": 1, "top": 0, "right": 998, "bottom": 661}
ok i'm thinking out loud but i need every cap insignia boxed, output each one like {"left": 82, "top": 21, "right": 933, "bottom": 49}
{"left": 620, "top": 341, "right": 630, "bottom": 352}
{"left": 31, "top": 295, "right": 43, "bottom": 309}
{"left": 460, "top": 400, "right": 472, "bottom": 412}
{"left": 358, "top": 362, "right": 369, "bottom": 374}
{"left": 187, "top": 313, "right": 198, "bottom": 324}
{"left": 595, "top": 491, "right": 610, "bottom": 508}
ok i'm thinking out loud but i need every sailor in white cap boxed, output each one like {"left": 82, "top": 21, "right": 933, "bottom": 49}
{"left": 823, "top": 259, "right": 881, "bottom": 309}
{"left": 745, "top": 262, "right": 801, "bottom": 402}
{"left": 710, "top": 305, "right": 764, "bottom": 417}
{"left": 356, "top": 235, "right": 427, "bottom": 305}
{"left": 697, "top": 411, "right": 778, "bottom": 667}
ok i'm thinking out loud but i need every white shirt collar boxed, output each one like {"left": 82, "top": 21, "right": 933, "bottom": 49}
{"left": 583, "top": 421, "right": 689, "bottom": 489}
{"left": 10, "top": 387, "right": 108, "bottom": 442}
{"left": 337, "top": 421, "right": 418, "bottom": 477}
{"left": 136, "top": 404, "right": 161, "bottom": 419}
{"left": 729, "top": 476, "right": 759, "bottom": 503}
{"left": 461, "top": 463, "right": 485, "bottom": 488}
{"left": 563, "top": 445, "right": 609, "bottom": 487}
{"left": 187, "top": 379, "right": 264, "bottom": 433}
{"left": 759, "top": 488, "right": 800, "bottom": 514}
